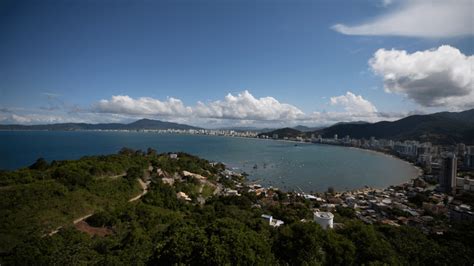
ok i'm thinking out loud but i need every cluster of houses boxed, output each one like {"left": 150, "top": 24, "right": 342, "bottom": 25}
{"left": 153, "top": 153, "right": 473, "bottom": 233}
{"left": 221, "top": 169, "right": 473, "bottom": 233}
{"left": 302, "top": 178, "right": 473, "bottom": 233}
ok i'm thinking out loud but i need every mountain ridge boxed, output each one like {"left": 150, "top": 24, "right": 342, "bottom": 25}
{"left": 0, "top": 118, "right": 202, "bottom": 131}
{"left": 260, "top": 109, "right": 474, "bottom": 144}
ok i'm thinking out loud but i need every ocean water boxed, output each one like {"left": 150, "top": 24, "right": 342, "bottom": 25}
{"left": 0, "top": 131, "right": 419, "bottom": 192}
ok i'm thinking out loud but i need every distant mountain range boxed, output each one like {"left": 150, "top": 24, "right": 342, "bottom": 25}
{"left": 0, "top": 118, "right": 202, "bottom": 131}
{"left": 261, "top": 109, "right": 474, "bottom": 145}
{"left": 2, "top": 109, "right": 473, "bottom": 144}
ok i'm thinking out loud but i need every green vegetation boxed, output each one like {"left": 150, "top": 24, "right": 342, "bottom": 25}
{"left": 261, "top": 109, "right": 474, "bottom": 144}
{"left": 1, "top": 149, "right": 473, "bottom": 265}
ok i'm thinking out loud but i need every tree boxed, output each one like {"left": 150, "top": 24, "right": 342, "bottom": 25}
{"left": 152, "top": 221, "right": 208, "bottom": 265}
{"left": 324, "top": 230, "right": 356, "bottom": 266}
{"left": 408, "top": 192, "right": 428, "bottom": 207}
{"left": 204, "top": 218, "right": 275, "bottom": 265}
{"left": 124, "top": 166, "right": 142, "bottom": 184}
{"left": 327, "top": 186, "right": 335, "bottom": 195}
{"left": 118, "top": 147, "right": 135, "bottom": 156}
{"left": 142, "top": 181, "right": 181, "bottom": 210}
{"left": 336, "top": 206, "right": 356, "bottom": 219}
{"left": 273, "top": 222, "right": 326, "bottom": 265}
{"left": 338, "top": 221, "right": 398, "bottom": 265}
{"left": 146, "top": 147, "right": 157, "bottom": 156}
{"left": 29, "top": 158, "right": 49, "bottom": 170}
{"left": 377, "top": 225, "right": 444, "bottom": 265}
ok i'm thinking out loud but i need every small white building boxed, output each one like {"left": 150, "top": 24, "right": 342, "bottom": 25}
{"left": 314, "top": 211, "right": 334, "bottom": 230}
{"left": 261, "top": 214, "right": 284, "bottom": 227}
{"left": 225, "top": 189, "right": 241, "bottom": 197}
{"left": 176, "top": 191, "right": 191, "bottom": 201}
{"left": 456, "top": 176, "right": 474, "bottom": 192}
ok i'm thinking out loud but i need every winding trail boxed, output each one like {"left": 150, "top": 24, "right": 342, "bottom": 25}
{"left": 128, "top": 179, "right": 149, "bottom": 202}
{"left": 45, "top": 178, "right": 149, "bottom": 237}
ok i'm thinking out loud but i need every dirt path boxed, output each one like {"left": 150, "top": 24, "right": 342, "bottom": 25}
{"left": 128, "top": 179, "right": 148, "bottom": 202}
{"left": 46, "top": 178, "right": 149, "bottom": 237}
{"left": 73, "top": 214, "right": 94, "bottom": 224}
{"left": 97, "top": 173, "right": 126, "bottom": 180}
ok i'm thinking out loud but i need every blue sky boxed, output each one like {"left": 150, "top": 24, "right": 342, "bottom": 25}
{"left": 0, "top": 0, "right": 472, "bottom": 127}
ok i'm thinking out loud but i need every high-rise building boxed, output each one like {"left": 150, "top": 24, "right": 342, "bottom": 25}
{"left": 467, "top": 146, "right": 474, "bottom": 155}
{"left": 457, "top": 143, "right": 466, "bottom": 157}
{"left": 465, "top": 146, "right": 474, "bottom": 169}
{"left": 465, "top": 154, "right": 474, "bottom": 169}
{"left": 439, "top": 154, "right": 457, "bottom": 194}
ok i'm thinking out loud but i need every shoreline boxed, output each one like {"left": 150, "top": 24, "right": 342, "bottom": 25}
{"left": 346, "top": 145, "right": 424, "bottom": 177}
{"left": 1, "top": 130, "right": 424, "bottom": 194}
{"left": 240, "top": 137, "right": 423, "bottom": 194}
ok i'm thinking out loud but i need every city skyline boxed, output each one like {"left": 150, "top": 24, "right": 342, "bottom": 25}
{"left": 0, "top": 0, "right": 473, "bottom": 127}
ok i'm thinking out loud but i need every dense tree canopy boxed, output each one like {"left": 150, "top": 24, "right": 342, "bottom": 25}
{"left": 1, "top": 149, "right": 473, "bottom": 265}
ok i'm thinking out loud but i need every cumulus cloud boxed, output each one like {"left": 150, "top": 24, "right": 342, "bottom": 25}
{"left": 332, "top": 0, "right": 473, "bottom": 38}
{"left": 300, "top": 92, "right": 384, "bottom": 125}
{"left": 369, "top": 45, "right": 474, "bottom": 109}
{"left": 194, "top": 91, "right": 304, "bottom": 120}
{"left": 330, "top": 92, "right": 378, "bottom": 115}
{"left": 95, "top": 90, "right": 305, "bottom": 121}
{"left": 1, "top": 90, "right": 403, "bottom": 127}
{"left": 95, "top": 95, "right": 192, "bottom": 117}
{"left": 92, "top": 90, "right": 397, "bottom": 126}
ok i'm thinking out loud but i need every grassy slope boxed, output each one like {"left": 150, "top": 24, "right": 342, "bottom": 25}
{"left": 0, "top": 178, "right": 141, "bottom": 253}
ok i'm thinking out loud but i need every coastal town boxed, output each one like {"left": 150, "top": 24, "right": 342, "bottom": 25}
{"left": 145, "top": 133, "right": 473, "bottom": 235}
{"left": 92, "top": 127, "right": 474, "bottom": 231}
{"left": 218, "top": 168, "right": 473, "bottom": 234}
{"left": 256, "top": 133, "right": 474, "bottom": 230}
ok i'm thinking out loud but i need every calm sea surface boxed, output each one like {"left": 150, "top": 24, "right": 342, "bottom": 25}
{"left": 0, "top": 131, "right": 419, "bottom": 192}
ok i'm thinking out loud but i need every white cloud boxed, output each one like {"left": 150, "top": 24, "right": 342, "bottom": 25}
{"left": 194, "top": 90, "right": 305, "bottom": 120}
{"left": 95, "top": 95, "right": 192, "bottom": 116}
{"left": 332, "top": 0, "right": 473, "bottom": 38}
{"left": 0, "top": 113, "right": 68, "bottom": 124}
{"left": 93, "top": 91, "right": 385, "bottom": 125}
{"left": 300, "top": 92, "right": 383, "bottom": 125}
{"left": 1, "top": 90, "right": 404, "bottom": 127}
{"left": 0, "top": 108, "right": 133, "bottom": 125}
{"left": 330, "top": 92, "right": 378, "bottom": 114}
{"left": 380, "top": 0, "right": 393, "bottom": 7}
{"left": 369, "top": 45, "right": 474, "bottom": 109}
{"left": 95, "top": 90, "right": 305, "bottom": 121}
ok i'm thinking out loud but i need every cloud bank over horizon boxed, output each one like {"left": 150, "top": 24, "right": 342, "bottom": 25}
{"left": 1, "top": 90, "right": 396, "bottom": 127}
{"left": 95, "top": 91, "right": 306, "bottom": 121}
{"left": 332, "top": 0, "right": 473, "bottom": 38}
{"left": 1, "top": 43, "right": 472, "bottom": 127}
{"left": 94, "top": 90, "right": 395, "bottom": 125}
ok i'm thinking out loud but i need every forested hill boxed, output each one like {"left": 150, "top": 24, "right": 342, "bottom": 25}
{"left": 0, "top": 149, "right": 473, "bottom": 265}
{"left": 313, "top": 109, "right": 474, "bottom": 144}
{"left": 258, "top": 127, "right": 304, "bottom": 138}
{"left": 261, "top": 109, "right": 474, "bottom": 144}
{"left": 0, "top": 118, "right": 202, "bottom": 131}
